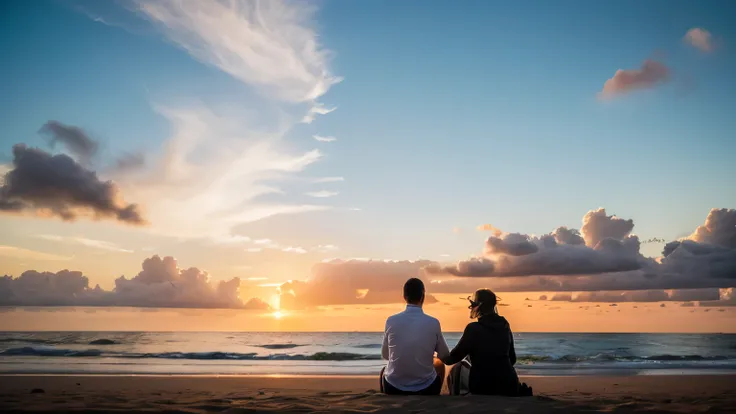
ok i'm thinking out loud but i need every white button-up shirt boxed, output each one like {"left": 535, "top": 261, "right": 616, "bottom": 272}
{"left": 381, "top": 305, "right": 451, "bottom": 391}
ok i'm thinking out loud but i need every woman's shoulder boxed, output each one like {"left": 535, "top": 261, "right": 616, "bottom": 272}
{"left": 464, "top": 321, "right": 482, "bottom": 331}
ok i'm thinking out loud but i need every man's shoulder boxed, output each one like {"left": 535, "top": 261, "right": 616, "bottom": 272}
{"left": 385, "top": 311, "right": 406, "bottom": 324}
{"left": 420, "top": 312, "right": 442, "bottom": 327}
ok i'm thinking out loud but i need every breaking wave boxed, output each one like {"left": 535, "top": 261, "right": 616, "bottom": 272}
{"left": 516, "top": 353, "right": 731, "bottom": 364}
{"left": 256, "top": 344, "right": 304, "bottom": 350}
{"left": 0, "top": 347, "right": 380, "bottom": 361}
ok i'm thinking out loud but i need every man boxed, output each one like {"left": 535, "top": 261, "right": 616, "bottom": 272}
{"left": 380, "top": 278, "right": 450, "bottom": 395}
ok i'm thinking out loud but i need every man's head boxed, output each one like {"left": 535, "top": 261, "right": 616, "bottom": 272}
{"left": 403, "top": 278, "right": 425, "bottom": 306}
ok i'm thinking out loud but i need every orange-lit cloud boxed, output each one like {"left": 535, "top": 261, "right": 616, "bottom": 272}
{"left": 0, "top": 255, "right": 265, "bottom": 309}
{"left": 599, "top": 59, "right": 669, "bottom": 98}
{"left": 431, "top": 209, "right": 645, "bottom": 277}
{"left": 477, "top": 224, "right": 503, "bottom": 237}
{"left": 278, "top": 260, "right": 439, "bottom": 309}
{"left": 684, "top": 28, "right": 715, "bottom": 53}
{"left": 429, "top": 208, "right": 736, "bottom": 292}
{"left": 541, "top": 288, "right": 720, "bottom": 303}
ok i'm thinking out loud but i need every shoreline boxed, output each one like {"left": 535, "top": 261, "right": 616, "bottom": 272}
{"left": 2, "top": 368, "right": 736, "bottom": 377}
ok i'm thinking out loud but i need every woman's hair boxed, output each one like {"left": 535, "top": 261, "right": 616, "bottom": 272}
{"left": 470, "top": 289, "right": 498, "bottom": 319}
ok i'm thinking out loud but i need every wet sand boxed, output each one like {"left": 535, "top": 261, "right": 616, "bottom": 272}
{"left": 0, "top": 374, "right": 734, "bottom": 413}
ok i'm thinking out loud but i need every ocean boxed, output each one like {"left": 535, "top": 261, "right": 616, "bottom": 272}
{"left": 1, "top": 332, "right": 735, "bottom": 376}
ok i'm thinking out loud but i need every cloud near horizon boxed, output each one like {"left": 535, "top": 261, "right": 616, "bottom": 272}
{"left": 599, "top": 59, "right": 669, "bottom": 98}
{"left": 0, "top": 144, "right": 145, "bottom": 225}
{"left": 428, "top": 208, "right": 646, "bottom": 278}
{"left": 0, "top": 255, "right": 266, "bottom": 309}
{"left": 424, "top": 208, "right": 736, "bottom": 294}
{"left": 278, "top": 260, "right": 439, "bottom": 309}
{"left": 541, "top": 288, "right": 721, "bottom": 303}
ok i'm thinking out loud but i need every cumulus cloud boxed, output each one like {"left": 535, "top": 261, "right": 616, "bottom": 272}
{"left": 687, "top": 208, "right": 736, "bottom": 248}
{"left": 0, "top": 255, "right": 267, "bottom": 309}
{"left": 0, "top": 144, "right": 145, "bottom": 224}
{"left": 425, "top": 208, "right": 736, "bottom": 293}
{"left": 684, "top": 28, "right": 715, "bottom": 53}
{"left": 312, "top": 135, "right": 337, "bottom": 143}
{"left": 430, "top": 209, "right": 644, "bottom": 278}
{"left": 700, "top": 288, "right": 736, "bottom": 307}
{"left": 40, "top": 121, "right": 99, "bottom": 164}
{"left": 486, "top": 233, "right": 539, "bottom": 256}
{"left": 599, "top": 60, "right": 669, "bottom": 98}
{"left": 278, "top": 260, "right": 439, "bottom": 309}
{"left": 581, "top": 208, "right": 634, "bottom": 248}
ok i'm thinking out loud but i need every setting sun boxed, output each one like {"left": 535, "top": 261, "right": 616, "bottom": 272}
{"left": 272, "top": 311, "right": 283, "bottom": 319}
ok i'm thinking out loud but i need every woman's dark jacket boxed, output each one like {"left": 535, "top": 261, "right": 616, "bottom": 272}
{"left": 442, "top": 314, "right": 520, "bottom": 396}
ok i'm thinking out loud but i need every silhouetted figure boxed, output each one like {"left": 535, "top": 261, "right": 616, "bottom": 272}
{"left": 442, "top": 289, "right": 532, "bottom": 396}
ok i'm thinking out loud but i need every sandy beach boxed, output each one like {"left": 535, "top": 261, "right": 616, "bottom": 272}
{"left": 0, "top": 374, "right": 734, "bottom": 413}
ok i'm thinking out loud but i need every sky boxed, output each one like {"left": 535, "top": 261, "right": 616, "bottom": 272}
{"left": 0, "top": 0, "right": 735, "bottom": 332}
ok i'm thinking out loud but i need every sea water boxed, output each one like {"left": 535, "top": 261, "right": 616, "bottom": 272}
{"left": 1, "top": 332, "right": 735, "bottom": 376}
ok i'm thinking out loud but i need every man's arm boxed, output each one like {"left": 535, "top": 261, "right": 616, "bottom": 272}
{"left": 435, "top": 321, "right": 451, "bottom": 361}
{"left": 381, "top": 320, "right": 390, "bottom": 360}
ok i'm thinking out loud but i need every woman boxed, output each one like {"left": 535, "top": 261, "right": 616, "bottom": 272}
{"left": 441, "top": 289, "right": 531, "bottom": 396}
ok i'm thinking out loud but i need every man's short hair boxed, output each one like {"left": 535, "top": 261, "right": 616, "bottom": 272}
{"left": 403, "top": 278, "right": 425, "bottom": 304}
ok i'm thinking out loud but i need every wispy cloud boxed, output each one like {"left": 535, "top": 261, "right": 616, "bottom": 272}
{"left": 684, "top": 28, "right": 715, "bottom": 53}
{"left": 311, "top": 176, "right": 344, "bottom": 183}
{"left": 0, "top": 245, "right": 72, "bottom": 261}
{"left": 253, "top": 239, "right": 275, "bottom": 246}
{"left": 135, "top": 0, "right": 341, "bottom": 103}
{"left": 212, "top": 235, "right": 252, "bottom": 245}
{"left": 118, "top": 104, "right": 331, "bottom": 239}
{"left": 314, "top": 244, "right": 339, "bottom": 253}
{"left": 102, "top": 0, "right": 342, "bottom": 240}
{"left": 305, "top": 190, "right": 339, "bottom": 198}
{"left": 245, "top": 247, "right": 263, "bottom": 253}
{"left": 36, "top": 235, "right": 133, "bottom": 253}
{"left": 282, "top": 246, "right": 308, "bottom": 254}
{"left": 302, "top": 103, "right": 337, "bottom": 124}
{"left": 313, "top": 135, "right": 337, "bottom": 143}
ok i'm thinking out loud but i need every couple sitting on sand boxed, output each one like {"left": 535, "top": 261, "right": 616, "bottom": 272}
{"left": 380, "top": 278, "right": 533, "bottom": 396}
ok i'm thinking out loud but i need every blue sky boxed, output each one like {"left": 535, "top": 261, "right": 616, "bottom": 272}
{"left": 0, "top": 0, "right": 735, "bottom": 283}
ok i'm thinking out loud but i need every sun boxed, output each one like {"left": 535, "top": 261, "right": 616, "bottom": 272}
{"left": 272, "top": 311, "right": 283, "bottom": 319}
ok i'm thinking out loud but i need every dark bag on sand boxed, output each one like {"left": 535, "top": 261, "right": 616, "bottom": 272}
{"left": 448, "top": 360, "right": 533, "bottom": 397}
{"left": 448, "top": 359, "right": 472, "bottom": 396}
{"left": 518, "top": 382, "right": 533, "bottom": 397}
